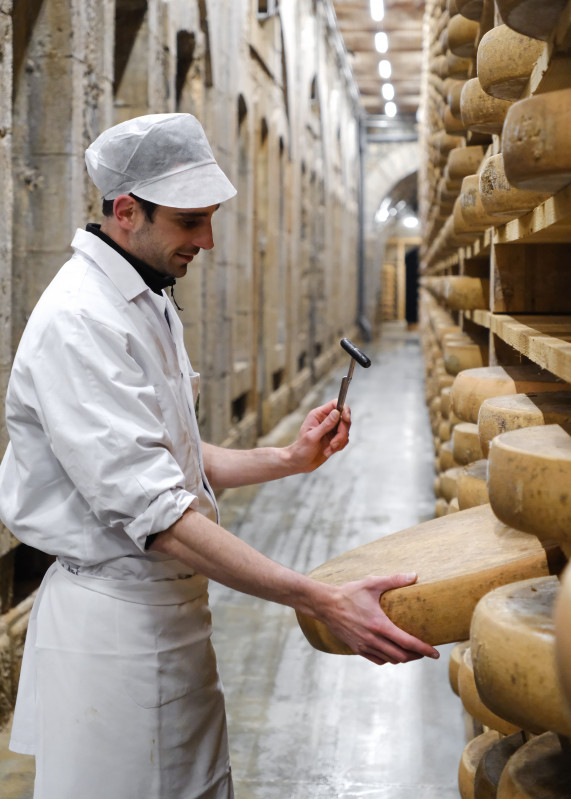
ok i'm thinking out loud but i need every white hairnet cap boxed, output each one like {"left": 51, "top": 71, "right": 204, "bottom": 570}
{"left": 85, "top": 113, "right": 236, "bottom": 208}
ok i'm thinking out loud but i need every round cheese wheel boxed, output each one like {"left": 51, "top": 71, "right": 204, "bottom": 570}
{"left": 476, "top": 25, "right": 544, "bottom": 101}
{"left": 458, "top": 730, "right": 501, "bottom": 799}
{"left": 478, "top": 391, "right": 571, "bottom": 457}
{"left": 296, "top": 504, "right": 562, "bottom": 652}
{"left": 435, "top": 497, "right": 450, "bottom": 517}
{"left": 460, "top": 174, "right": 502, "bottom": 228}
{"left": 554, "top": 563, "right": 571, "bottom": 716}
{"left": 441, "top": 386, "right": 453, "bottom": 419}
{"left": 495, "top": 0, "right": 568, "bottom": 41}
{"left": 503, "top": 89, "right": 571, "bottom": 194}
{"left": 443, "top": 276, "right": 489, "bottom": 311}
{"left": 458, "top": 648, "right": 521, "bottom": 734}
{"left": 447, "top": 79, "right": 467, "bottom": 117}
{"left": 440, "top": 439, "right": 461, "bottom": 471}
{"left": 455, "top": 0, "right": 483, "bottom": 21}
{"left": 448, "top": 14, "right": 480, "bottom": 57}
{"left": 440, "top": 465, "right": 464, "bottom": 501}
{"left": 453, "top": 422, "right": 484, "bottom": 465}
{"left": 451, "top": 365, "right": 571, "bottom": 424}
{"left": 444, "top": 340, "right": 487, "bottom": 375}
{"left": 471, "top": 576, "right": 571, "bottom": 737}
{"left": 447, "top": 145, "right": 486, "bottom": 181}
{"left": 487, "top": 424, "right": 571, "bottom": 548}
{"left": 460, "top": 78, "right": 513, "bottom": 134}
{"left": 457, "top": 459, "right": 488, "bottom": 510}
{"left": 479, "top": 153, "right": 550, "bottom": 219}
{"left": 449, "top": 639, "right": 470, "bottom": 695}
{"left": 474, "top": 731, "right": 526, "bottom": 799}
{"left": 497, "top": 732, "right": 571, "bottom": 798}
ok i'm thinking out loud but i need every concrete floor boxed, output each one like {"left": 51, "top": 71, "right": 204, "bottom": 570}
{"left": 0, "top": 324, "right": 465, "bottom": 798}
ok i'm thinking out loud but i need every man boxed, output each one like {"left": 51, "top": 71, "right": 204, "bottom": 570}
{"left": 0, "top": 114, "right": 438, "bottom": 799}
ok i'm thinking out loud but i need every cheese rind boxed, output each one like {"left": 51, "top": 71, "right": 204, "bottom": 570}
{"left": 476, "top": 25, "right": 543, "bottom": 101}
{"left": 487, "top": 424, "right": 571, "bottom": 547}
{"left": 457, "top": 459, "right": 488, "bottom": 510}
{"left": 471, "top": 576, "right": 571, "bottom": 737}
{"left": 459, "top": 648, "right": 520, "bottom": 734}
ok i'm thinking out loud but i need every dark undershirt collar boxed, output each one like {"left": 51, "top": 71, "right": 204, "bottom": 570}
{"left": 86, "top": 223, "right": 176, "bottom": 297}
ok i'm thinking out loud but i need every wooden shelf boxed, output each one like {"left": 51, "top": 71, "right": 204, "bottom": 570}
{"left": 494, "top": 183, "right": 571, "bottom": 245}
{"left": 491, "top": 315, "right": 571, "bottom": 382}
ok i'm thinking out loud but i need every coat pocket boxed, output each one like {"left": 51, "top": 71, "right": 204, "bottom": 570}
{"left": 117, "top": 593, "right": 218, "bottom": 708}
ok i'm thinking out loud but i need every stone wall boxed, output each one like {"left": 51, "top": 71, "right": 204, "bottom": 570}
{"left": 0, "top": 0, "right": 388, "bottom": 727}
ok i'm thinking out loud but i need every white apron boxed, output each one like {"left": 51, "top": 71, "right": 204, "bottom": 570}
{"left": 11, "top": 562, "right": 234, "bottom": 799}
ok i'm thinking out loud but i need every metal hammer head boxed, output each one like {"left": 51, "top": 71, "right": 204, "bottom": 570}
{"left": 340, "top": 338, "right": 371, "bottom": 368}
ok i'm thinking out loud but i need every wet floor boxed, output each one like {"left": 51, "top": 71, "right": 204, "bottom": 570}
{"left": 0, "top": 324, "right": 465, "bottom": 798}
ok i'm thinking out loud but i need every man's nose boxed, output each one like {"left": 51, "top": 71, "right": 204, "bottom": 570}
{"left": 193, "top": 222, "right": 214, "bottom": 250}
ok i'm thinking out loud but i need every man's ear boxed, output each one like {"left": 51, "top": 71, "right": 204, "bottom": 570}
{"left": 113, "top": 195, "right": 140, "bottom": 230}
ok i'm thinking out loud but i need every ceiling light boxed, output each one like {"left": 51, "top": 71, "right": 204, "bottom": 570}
{"left": 403, "top": 215, "right": 419, "bottom": 228}
{"left": 378, "top": 59, "right": 392, "bottom": 79}
{"left": 370, "top": 0, "right": 385, "bottom": 22}
{"left": 385, "top": 101, "right": 397, "bottom": 117}
{"left": 381, "top": 83, "right": 394, "bottom": 100}
{"left": 375, "top": 32, "right": 389, "bottom": 53}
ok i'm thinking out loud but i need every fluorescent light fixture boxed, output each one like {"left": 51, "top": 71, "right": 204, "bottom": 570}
{"left": 378, "top": 59, "right": 392, "bottom": 79}
{"left": 403, "top": 215, "right": 419, "bottom": 228}
{"left": 381, "top": 83, "right": 394, "bottom": 100}
{"left": 375, "top": 32, "right": 389, "bottom": 53}
{"left": 370, "top": 0, "right": 384, "bottom": 21}
{"left": 385, "top": 101, "right": 397, "bottom": 117}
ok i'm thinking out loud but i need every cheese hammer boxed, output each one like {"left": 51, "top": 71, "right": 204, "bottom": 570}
{"left": 336, "top": 338, "right": 371, "bottom": 414}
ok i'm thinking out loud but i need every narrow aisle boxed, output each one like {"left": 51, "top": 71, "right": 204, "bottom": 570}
{"left": 210, "top": 325, "right": 465, "bottom": 799}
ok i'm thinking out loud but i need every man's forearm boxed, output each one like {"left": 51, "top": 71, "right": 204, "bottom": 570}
{"left": 201, "top": 441, "right": 297, "bottom": 490}
{"left": 149, "top": 506, "right": 329, "bottom": 617}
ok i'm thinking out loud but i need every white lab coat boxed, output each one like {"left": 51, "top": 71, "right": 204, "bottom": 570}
{"left": 0, "top": 230, "right": 233, "bottom": 798}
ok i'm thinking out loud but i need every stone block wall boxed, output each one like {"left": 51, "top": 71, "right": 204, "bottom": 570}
{"left": 0, "top": 0, "right": 382, "bottom": 727}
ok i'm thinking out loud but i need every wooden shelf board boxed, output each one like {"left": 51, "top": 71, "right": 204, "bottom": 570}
{"left": 494, "top": 183, "right": 571, "bottom": 245}
{"left": 464, "top": 309, "right": 492, "bottom": 328}
{"left": 490, "top": 315, "right": 571, "bottom": 382}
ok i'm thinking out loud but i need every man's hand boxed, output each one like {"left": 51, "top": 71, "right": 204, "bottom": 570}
{"left": 285, "top": 399, "right": 351, "bottom": 473}
{"left": 308, "top": 572, "right": 440, "bottom": 666}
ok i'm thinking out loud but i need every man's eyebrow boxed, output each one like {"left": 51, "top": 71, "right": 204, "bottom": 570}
{"left": 175, "top": 204, "right": 220, "bottom": 220}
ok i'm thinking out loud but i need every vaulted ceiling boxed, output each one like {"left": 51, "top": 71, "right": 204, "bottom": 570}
{"left": 331, "top": 0, "right": 425, "bottom": 119}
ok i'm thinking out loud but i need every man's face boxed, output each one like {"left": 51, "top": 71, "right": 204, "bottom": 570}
{"left": 129, "top": 203, "right": 219, "bottom": 278}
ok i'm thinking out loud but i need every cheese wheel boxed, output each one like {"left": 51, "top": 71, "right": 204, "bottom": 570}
{"left": 444, "top": 105, "right": 468, "bottom": 134}
{"left": 459, "top": 648, "right": 521, "bottom": 734}
{"left": 457, "top": 459, "right": 489, "bottom": 510}
{"left": 454, "top": 195, "right": 488, "bottom": 234}
{"left": 554, "top": 563, "right": 571, "bottom": 715}
{"left": 440, "top": 439, "right": 460, "bottom": 471}
{"left": 479, "top": 153, "right": 550, "bottom": 220}
{"left": 440, "top": 465, "right": 463, "bottom": 501}
{"left": 478, "top": 390, "right": 571, "bottom": 457}
{"left": 443, "top": 339, "right": 487, "bottom": 375}
{"left": 451, "top": 365, "right": 571, "bottom": 424}
{"left": 453, "top": 422, "right": 483, "bottom": 465}
{"left": 503, "top": 89, "right": 571, "bottom": 194}
{"left": 476, "top": 25, "right": 544, "bottom": 101}
{"left": 448, "top": 14, "right": 480, "bottom": 58}
{"left": 460, "top": 174, "right": 502, "bottom": 229}
{"left": 447, "top": 145, "right": 486, "bottom": 180}
{"left": 497, "top": 732, "right": 571, "bottom": 798}
{"left": 441, "top": 386, "right": 452, "bottom": 419}
{"left": 435, "top": 497, "right": 450, "bottom": 517}
{"left": 455, "top": 0, "right": 483, "bottom": 21}
{"left": 442, "top": 276, "right": 489, "bottom": 311}
{"left": 458, "top": 730, "right": 502, "bottom": 799}
{"left": 474, "top": 731, "right": 527, "bottom": 799}
{"left": 471, "top": 576, "right": 571, "bottom": 737}
{"left": 447, "top": 51, "right": 473, "bottom": 79}
{"left": 447, "top": 79, "right": 467, "bottom": 117}
{"left": 487, "top": 424, "right": 571, "bottom": 550}
{"left": 495, "top": 0, "right": 568, "bottom": 41}
{"left": 460, "top": 78, "right": 513, "bottom": 135}
{"left": 448, "top": 496, "right": 460, "bottom": 514}
{"left": 295, "top": 504, "right": 562, "bottom": 652}
{"left": 449, "top": 639, "right": 470, "bottom": 695}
